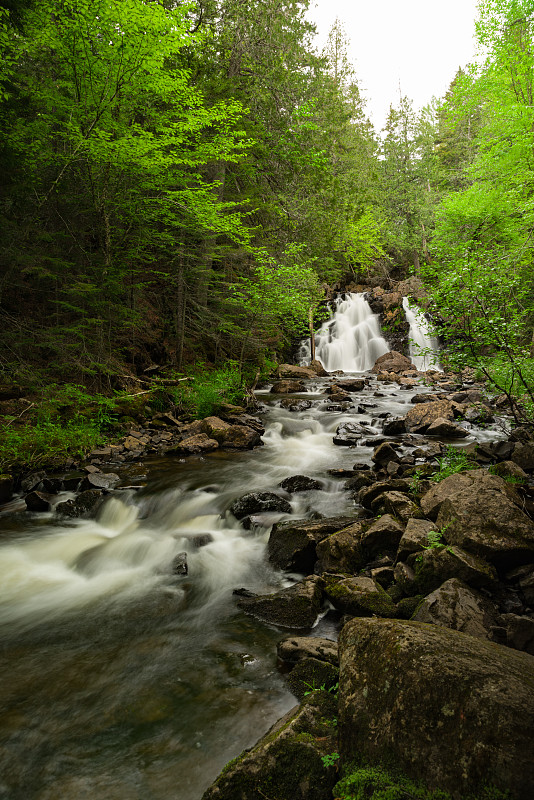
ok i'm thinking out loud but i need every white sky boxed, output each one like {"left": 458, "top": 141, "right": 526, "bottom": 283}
{"left": 307, "top": 0, "right": 481, "bottom": 131}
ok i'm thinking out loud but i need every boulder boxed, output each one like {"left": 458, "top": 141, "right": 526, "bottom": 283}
{"left": 381, "top": 491, "right": 423, "bottom": 522}
{"left": 25, "top": 490, "right": 55, "bottom": 512}
{"left": 371, "top": 442, "right": 400, "bottom": 465}
{"left": 404, "top": 399, "right": 455, "bottom": 433}
{"left": 277, "top": 364, "right": 316, "bottom": 379}
{"left": 432, "top": 471, "right": 534, "bottom": 569}
{"left": 277, "top": 636, "right": 339, "bottom": 667}
{"left": 231, "top": 492, "right": 291, "bottom": 522}
{"left": 324, "top": 575, "right": 397, "bottom": 618}
{"left": 396, "top": 518, "right": 437, "bottom": 562}
{"left": 268, "top": 516, "right": 355, "bottom": 573}
{"left": 172, "top": 552, "right": 188, "bottom": 576}
{"left": 333, "top": 422, "right": 370, "bottom": 446}
{"left": 343, "top": 470, "right": 375, "bottom": 493}
{"left": 338, "top": 617, "right": 534, "bottom": 799}
{"left": 200, "top": 416, "right": 231, "bottom": 442}
{"left": 55, "top": 490, "right": 106, "bottom": 519}
{"left": 425, "top": 417, "right": 469, "bottom": 438}
{"left": 80, "top": 472, "right": 120, "bottom": 491}
{"left": 371, "top": 351, "right": 414, "bottom": 374}
{"left": 499, "top": 613, "right": 534, "bottom": 656}
{"left": 201, "top": 692, "right": 338, "bottom": 800}
{"left": 270, "top": 380, "right": 307, "bottom": 394}
{"left": 334, "top": 378, "right": 365, "bottom": 392}
{"left": 220, "top": 425, "right": 262, "bottom": 449}
{"left": 358, "top": 479, "right": 411, "bottom": 510}
{"left": 382, "top": 417, "right": 406, "bottom": 435}
{"left": 285, "top": 657, "right": 339, "bottom": 701}
{"left": 511, "top": 442, "right": 534, "bottom": 471}
{"left": 413, "top": 578, "right": 498, "bottom": 640}
{"left": 309, "top": 359, "right": 329, "bottom": 376}
{"left": 278, "top": 475, "right": 323, "bottom": 493}
{"left": 361, "top": 514, "right": 404, "bottom": 559}
{"left": 0, "top": 474, "right": 13, "bottom": 504}
{"left": 280, "top": 398, "right": 313, "bottom": 412}
{"left": 20, "top": 471, "right": 47, "bottom": 493}
{"left": 413, "top": 545, "right": 498, "bottom": 595}
{"left": 167, "top": 433, "right": 219, "bottom": 455}
{"left": 237, "top": 576, "right": 324, "bottom": 629}
{"left": 315, "top": 523, "right": 365, "bottom": 575}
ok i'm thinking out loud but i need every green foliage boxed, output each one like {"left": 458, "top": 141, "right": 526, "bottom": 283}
{"left": 333, "top": 763, "right": 510, "bottom": 800}
{"left": 172, "top": 361, "right": 247, "bottom": 419}
{"left": 431, "top": 446, "right": 475, "bottom": 482}
{"left": 321, "top": 751, "right": 340, "bottom": 768}
{"left": 0, "top": 417, "right": 103, "bottom": 473}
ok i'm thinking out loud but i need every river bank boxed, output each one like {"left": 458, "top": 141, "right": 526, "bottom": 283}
{"left": 1, "top": 294, "right": 533, "bottom": 800}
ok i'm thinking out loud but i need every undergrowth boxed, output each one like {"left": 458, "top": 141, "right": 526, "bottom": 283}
{"left": 431, "top": 445, "right": 475, "bottom": 482}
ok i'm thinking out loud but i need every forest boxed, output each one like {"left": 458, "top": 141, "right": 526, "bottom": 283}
{"left": 0, "top": 0, "right": 533, "bottom": 468}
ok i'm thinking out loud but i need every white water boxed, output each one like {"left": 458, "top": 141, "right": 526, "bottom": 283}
{"left": 402, "top": 296, "right": 442, "bottom": 371}
{"left": 299, "top": 292, "right": 389, "bottom": 372}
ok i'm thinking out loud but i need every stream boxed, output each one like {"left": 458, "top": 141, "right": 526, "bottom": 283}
{"left": 0, "top": 295, "right": 505, "bottom": 800}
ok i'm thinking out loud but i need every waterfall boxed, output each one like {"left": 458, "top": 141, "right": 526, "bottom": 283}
{"left": 402, "top": 296, "right": 442, "bottom": 371}
{"left": 299, "top": 293, "right": 389, "bottom": 372}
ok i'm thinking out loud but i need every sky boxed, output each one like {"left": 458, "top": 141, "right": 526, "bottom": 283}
{"left": 307, "top": 0, "right": 481, "bottom": 131}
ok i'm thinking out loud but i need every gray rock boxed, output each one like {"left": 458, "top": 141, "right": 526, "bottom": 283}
{"left": 361, "top": 514, "right": 404, "bottom": 559}
{"left": 278, "top": 475, "right": 323, "bottom": 493}
{"left": 268, "top": 515, "right": 355, "bottom": 573}
{"left": 500, "top": 613, "right": 534, "bottom": 655}
{"left": 413, "top": 545, "right": 498, "bottom": 595}
{"left": 333, "top": 422, "right": 369, "bottom": 446}
{"left": 25, "top": 490, "right": 55, "bottom": 512}
{"left": 172, "top": 552, "right": 188, "bottom": 576}
{"left": 372, "top": 442, "right": 400, "bottom": 464}
{"left": 425, "top": 417, "right": 469, "bottom": 438}
{"left": 237, "top": 576, "right": 324, "bottom": 629}
{"left": 81, "top": 472, "right": 120, "bottom": 491}
{"left": 413, "top": 578, "right": 498, "bottom": 640}
{"left": 231, "top": 492, "right": 291, "bottom": 521}
{"left": 338, "top": 617, "right": 534, "bottom": 799}
{"left": 381, "top": 491, "right": 423, "bottom": 522}
{"left": 55, "top": 490, "right": 105, "bottom": 519}
{"left": 396, "top": 518, "right": 437, "bottom": 562}
{"left": 277, "top": 636, "right": 338, "bottom": 667}
{"left": 315, "top": 522, "right": 365, "bottom": 575}
{"left": 324, "top": 575, "right": 397, "bottom": 618}
{"left": 512, "top": 442, "right": 534, "bottom": 471}
{"left": 382, "top": 417, "right": 406, "bottom": 435}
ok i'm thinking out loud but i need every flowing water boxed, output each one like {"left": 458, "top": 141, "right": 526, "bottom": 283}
{"left": 0, "top": 299, "right": 501, "bottom": 800}
{"left": 298, "top": 293, "right": 389, "bottom": 371}
{"left": 402, "top": 297, "right": 442, "bottom": 372}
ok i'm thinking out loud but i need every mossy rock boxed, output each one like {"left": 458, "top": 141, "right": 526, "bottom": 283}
{"left": 324, "top": 576, "right": 397, "bottom": 618}
{"left": 285, "top": 657, "right": 339, "bottom": 701}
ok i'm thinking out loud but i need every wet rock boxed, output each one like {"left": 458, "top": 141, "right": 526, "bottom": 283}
{"left": 371, "top": 441, "right": 400, "bottom": 465}
{"left": 413, "top": 578, "right": 498, "bottom": 640}
{"left": 335, "top": 378, "right": 366, "bottom": 392}
{"left": 231, "top": 492, "right": 291, "bottom": 522}
{"left": 200, "top": 416, "right": 231, "bottom": 442}
{"left": 382, "top": 417, "right": 406, "bottom": 435}
{"left": 277, "top": 364, "right": 316, "bottom": 379}
{"left": 309, "top": 359, "right": 329, "bottom": 376}
{"left": 285, "top": 657, "right": 339, "bottom": 701}
{"left": 220, "top": 425, "right": 262, "bottom": 449}
{"left": 25, "top": 490, "right": 55, "bottom": 512}
{"left": 404, "top": 399, "right": 455, "bottom": 433}
{"left": 371, "top": 351, "right": 414, "bottom": 374}
{"left": 343, "top": 470, "right": 375, "bottom": 493}
{"left": 425, "top": 417, "right": 469, "bottom": 438}
{"left": 396, "top": 518, "right": 437, "bottom": 562}
{"left": 490, "top": 460, "right": 528, "bottom": 482}
{"left": 411, "top": 393, "right": 441, "bottom": 403}
{"left": 172, "top": 552, "right": 188, "bottom": 576}
{"left": 392, "top": 562, "right": 417, "bottom": 595}
{"left": 432, "top": 471, "right": 534, "bottom": 569}
{"left": 268, "top": 516, "right": 355, "bottom": 573}
{"left": 277, "top": 636, "right": 339, "bottom": 667}
{"left": 413, "top": 545, "right": 498, "bottom": 595}
{"left": 201, "top": 692, "right": 338, "bottom": 800}
{"left": 0, "top": 474, "right": 13, "bottom": 504}
{"left": 339, "top": 617, "right": 534, "bottom": 799}
{"left": 315, "top": 523, "right": 365, "bottom": 575}
{"left": 167, "top": 433, "right": 219, "bottom": 456}
{"left": 333, "top": 421, "right": 369, "bottom": 446}
{"left": 278, "top": 475, "right": 323, "bottom": 493}
{"left": 270, "top": 380, "right": 307, "bottom": 394}
{"left": 61, "top": 471, "right": 85, "bottom": 491}
{"left": 55, "top": 490, "right": 105, "bottom": 519}
{"left": 280, "top": 398, "right": 313, "bottom": 412}
{"left": 20, "top": 471, "right": 47, "bottom": 493}
{"left": 237, "top": 576, "right": 324, "bottom": 629}
{"left": 361, "top": 514, "right": 404, "bottom": 559}
{"left": 324, "top": 575, "right": 397, "bottom": 618}
{"left": 81, "top": 472, "right": 120, "bottom": 491}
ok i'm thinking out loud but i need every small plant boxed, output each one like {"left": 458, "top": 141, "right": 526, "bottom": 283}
{"left": 322, "top": 752, "right": 340, "bottom": 768}
{"left": 415, "top": 523, "right": 454, "bottom": 563}
{"left": 303, "top": 681, "right": 339, "bottom": 698}
{"left": 431, "top": 445, "right": 474, "bottom": 482}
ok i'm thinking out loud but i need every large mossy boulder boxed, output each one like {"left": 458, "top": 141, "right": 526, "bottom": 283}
{"left": 202, "top": 692, "right": 339, "bottom": 800}
{"left": 338, "top": 617, "right": 534, "bottom": 800}
{"left": 324, "top": 576, "right": 397, "bottom": 618}
{"left": 268, "top": 516, "right": 355, "bottom": 573}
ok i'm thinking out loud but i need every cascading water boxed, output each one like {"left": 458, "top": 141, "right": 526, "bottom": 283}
{"left": 402, "top": 296, "right": 442, "bottom": 371}
{"left": 299, "top": 292, "right": 389, "bottom": 372}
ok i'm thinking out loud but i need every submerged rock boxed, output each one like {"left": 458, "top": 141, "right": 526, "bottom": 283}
{"left": 338, "top": 617, "right": 534, "bottom": 799}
